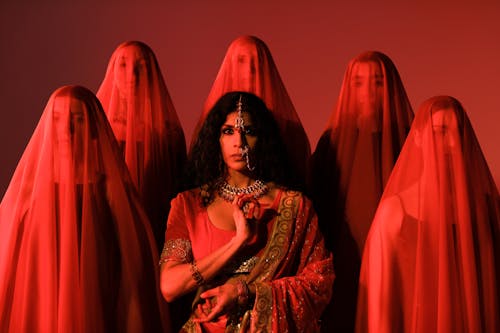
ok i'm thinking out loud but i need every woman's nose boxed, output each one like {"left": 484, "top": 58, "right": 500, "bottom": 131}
{"left": 359, "top": 85, "right": 375, "bottom": 100}
{"left": 129, "top": 70, "right": 137, "bottom": 83}
{"left": 445, "top": 133, "right": 456, "bottom": 149}
{"left": 233, "top": 130, "right": 247, "bottom": 147}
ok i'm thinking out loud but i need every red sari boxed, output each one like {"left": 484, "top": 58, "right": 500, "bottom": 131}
{"left": 0, "top": 86, "right": 170, "bottom": 333}
{"left": 309, "top": 51, "right": 414, "bottom": 332}
{"left": 356, "top": 96, "right": 500, "bottom": 333}
{"left": 191, "top": 35, "right": 310, "bottom": 184}
{"left": 163, "top": 189, "right": 334, "bottom": 332}
{"left": 97, "top": 41, "right": 187, "bottom": 250}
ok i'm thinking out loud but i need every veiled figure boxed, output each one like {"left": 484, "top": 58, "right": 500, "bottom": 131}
{"left": 309, "top": 51, "right": 414, "bottom": 332}
{"left": 0, "top": 86, "right": 170, "bottom": 333}
{"left": 191, "top": 35, "right": 310, "bottom": 185}
{"left": 356, "top": 96, "right": 500, "bottom": 333}
{"left": 97, "top": 41, "right": 187, "bottom": 250}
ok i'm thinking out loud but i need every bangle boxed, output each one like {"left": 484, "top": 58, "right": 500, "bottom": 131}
{"left": 235, "top": 279, "right": 249, "bottom": 306}
{"left": 190, "top": 261, "right": 205, "bottom": 286}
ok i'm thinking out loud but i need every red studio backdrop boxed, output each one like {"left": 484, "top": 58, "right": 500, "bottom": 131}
{"left": 1, "top": 0, "right": 499, "bottom": 198}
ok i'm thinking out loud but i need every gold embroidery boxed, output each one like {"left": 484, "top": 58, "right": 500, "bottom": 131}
{"left": 252, "top": 282, "right": 273, "bottom": 332}
{"left": 223, "top": 256, "right": 260, "bottom": 275}
{"left": 158, "top": 238, "right": 193, "bottom": 266}
{"left": 248, "top": 190, "right": 301, "bottom": 331}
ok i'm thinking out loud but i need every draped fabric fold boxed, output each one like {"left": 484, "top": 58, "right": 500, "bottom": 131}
{"left": 356, "top": 96, "right": 500, "bottom": 333}
{"left": 0, "top": 85, "right": 170, "bottom": 333}
{"left": 309, "top": 51, "right": 414, "bottom": 332}
{"left": 97, "top": 41, "right": 187, "bottom": 250}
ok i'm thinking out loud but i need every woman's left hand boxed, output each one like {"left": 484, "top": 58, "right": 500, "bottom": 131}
{"left": 192, "top": 283, "right": 239, "bottom": 323}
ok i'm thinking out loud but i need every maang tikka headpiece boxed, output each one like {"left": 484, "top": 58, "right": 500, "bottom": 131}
{"left": 235, "top": 94, "right": 245, "bottom": 130}
{"left": 234, "top": 94, "right": 255, "bottom": 171}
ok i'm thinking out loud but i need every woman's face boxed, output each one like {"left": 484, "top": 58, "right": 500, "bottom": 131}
{"left": 113, "top": 45, "right": 147, "bottom": 99}
{"left": 350, "top": 61, "right": 384, "bottom": 120}
{"left": 219, "top": 111, "right": 258, "bottom": 172}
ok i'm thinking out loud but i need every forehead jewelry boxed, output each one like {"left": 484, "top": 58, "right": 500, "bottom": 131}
{"left": 235, "top": 94, "right": 245, "bottom": 130}
{"left": 234, "top": 95, "right": 255, "bottom": 171}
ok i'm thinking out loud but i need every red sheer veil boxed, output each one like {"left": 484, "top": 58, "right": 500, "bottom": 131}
{"left": 309, "top": 51, "right": 414, "bottom": 332}
{"left": 191, "top": 35, "right": 310, "bottom": 184}
{"left": 357, "top": 96, "right": 500, "bottom": 333}
{"left": 0, "top": 86, "right": 169, "bottom": 332}
{"left": 96, "top": 41, "right": 187, "bottom": 249}
{"left": 310, "top": 50, "right": 414, "bottom": 250}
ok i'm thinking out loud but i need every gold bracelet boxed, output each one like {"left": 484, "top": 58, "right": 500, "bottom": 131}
{"left": 190, "top": 261, "right": 205, "bottom": 286}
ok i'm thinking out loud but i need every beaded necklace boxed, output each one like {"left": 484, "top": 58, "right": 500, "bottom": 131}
{"left": 217, "top": 179, "right": 268, "bottom": 202}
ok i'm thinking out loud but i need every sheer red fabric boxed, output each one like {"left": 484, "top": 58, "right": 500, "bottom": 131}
{"left": 309, "top": 51, "right": 414, "bottom": 332}
{"left": 97, "top": 41, "right": 187, "bottom": 250}
{"left": 356, "top": 96, "right": 500, "bottom": 333}
{"left": 0, "top": 86, "right": 170, "bottom": 333}
{"left": 191, "top": 35, "right": 310, "bottom": 184}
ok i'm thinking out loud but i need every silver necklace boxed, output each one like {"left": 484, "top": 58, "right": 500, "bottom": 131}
{"left": 217, "top": 179, "right": 268, "bottom": 202}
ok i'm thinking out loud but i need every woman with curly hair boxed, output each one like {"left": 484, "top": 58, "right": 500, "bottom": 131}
{"left": 160, "top": 91, "right": 334, "bottom": 332}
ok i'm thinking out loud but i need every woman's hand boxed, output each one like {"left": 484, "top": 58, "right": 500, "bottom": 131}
{"left": 192, "top": 283, "right": 239, "bottom": 323}
{"left": 232, "top": 194, "right": 261, "bottom": 245}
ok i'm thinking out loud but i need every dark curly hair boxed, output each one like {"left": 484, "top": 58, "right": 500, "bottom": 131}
{"left": 183, "top": 91, "right": 302, "bottom": 204}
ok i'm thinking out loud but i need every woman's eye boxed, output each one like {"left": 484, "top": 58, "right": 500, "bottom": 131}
{"left": 222, "top": 128, "right": 234, "bottom": 135}
{"left": 245, "top": 128, "right": 256, "bottom": 136}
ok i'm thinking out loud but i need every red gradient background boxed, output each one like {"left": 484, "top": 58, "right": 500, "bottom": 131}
{"left": 1, "top": 0, "right": 499, "bottom": 197}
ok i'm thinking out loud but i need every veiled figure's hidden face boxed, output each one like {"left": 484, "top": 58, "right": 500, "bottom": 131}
{"left": 429, "top": 108, "right": 459, "bottom": 154}
{"left": 53, "top": 97, "right": 86, "bottom": 163}
{"left": 231, "top": 43, "right": 258, "bottom": 91}
{"left": 350, "top": 61, "right": 384, "bottom": 120}
{"left": 415, "top": 107, "right": 460, "bottom": 175}
{"left": 113, "top": 44, "right": 147, "bottom": 99}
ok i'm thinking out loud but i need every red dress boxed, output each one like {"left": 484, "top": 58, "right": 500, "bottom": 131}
{"left": 356, "top": 96, "right": 500, "bottom": 333}
{"left": 97, "top": 41, "right": 187, "bottom": 250}
{"left": 0, "top": 86, "right": 170, "bottom": 333}
{"left": 191, "top": 35, "right": 310, "bottom": 184}
{"left": 309, "top": 51, "right": 414, "bottom": 332}
{"left": 163, "top": 188, "right": 334, "bottom": 332}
